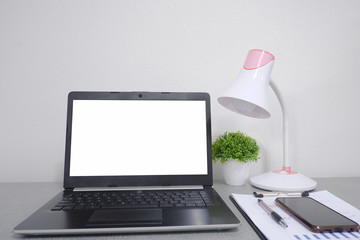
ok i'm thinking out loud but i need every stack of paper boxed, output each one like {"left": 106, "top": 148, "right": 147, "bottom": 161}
{"left": 231, "top": 190, "right": 360, "bottom": 240}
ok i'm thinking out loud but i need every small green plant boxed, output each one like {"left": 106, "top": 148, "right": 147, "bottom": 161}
{"left": 212, "top": 131, "right": 260, "bottom": 164}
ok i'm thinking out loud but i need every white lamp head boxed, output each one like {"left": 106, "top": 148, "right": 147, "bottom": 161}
{"left": 218, "top": 49, "right": 275, "bottom": 119}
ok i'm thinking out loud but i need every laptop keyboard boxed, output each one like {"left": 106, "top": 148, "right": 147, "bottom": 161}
{"left": 51, "top": 190, "right": 215, "bottom": 211}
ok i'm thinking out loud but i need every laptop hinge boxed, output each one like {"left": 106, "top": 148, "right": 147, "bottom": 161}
{"left": 74, "top": 185, "right": 204, "bottom": 192}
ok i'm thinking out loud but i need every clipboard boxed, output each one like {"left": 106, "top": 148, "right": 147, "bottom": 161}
{"left": 229, "top": 190, "right": 360, "bottom": 240}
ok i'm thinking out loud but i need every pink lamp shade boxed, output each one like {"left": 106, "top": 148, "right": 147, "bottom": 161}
{"left": 243, "top": 49, "right": 275, "bottom": 70}
{"left": 217, "top": 49, "right": 275, "bottom": 119}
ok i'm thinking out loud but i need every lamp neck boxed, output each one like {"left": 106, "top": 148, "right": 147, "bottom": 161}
{"left": 269, "top": 80, "right": 291, "bottom": 172}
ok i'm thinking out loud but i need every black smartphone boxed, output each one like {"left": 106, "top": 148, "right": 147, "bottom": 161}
{"left": 275, "top": 197, "right": 360, "bottom": 233}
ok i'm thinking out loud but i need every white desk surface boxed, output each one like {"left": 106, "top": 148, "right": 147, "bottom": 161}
{"left": 2, "top": 178, "right": 360, "bottom": 240}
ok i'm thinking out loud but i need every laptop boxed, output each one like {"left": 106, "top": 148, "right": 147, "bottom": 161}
{"left": 14, "top": 91, "right": 240, "bottom": 235}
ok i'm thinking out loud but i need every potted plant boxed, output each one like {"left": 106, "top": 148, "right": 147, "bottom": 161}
{"left": 212, "top": 131, "right": 260, "bottom": 186}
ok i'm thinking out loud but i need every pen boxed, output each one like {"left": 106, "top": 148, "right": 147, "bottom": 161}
{"left": 258, "top": 199, "right": 288, "bottom": 228}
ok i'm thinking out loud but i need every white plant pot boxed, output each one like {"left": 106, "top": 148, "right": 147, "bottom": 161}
{"left": 223, "top": 160, "right": 251, "bottom": 186}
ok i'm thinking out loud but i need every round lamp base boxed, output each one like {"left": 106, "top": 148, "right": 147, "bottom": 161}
{"left": 250, "top": 171, "right": 317, "bottom": 191}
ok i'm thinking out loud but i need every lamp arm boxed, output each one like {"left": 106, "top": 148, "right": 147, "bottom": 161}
{"left": 269, "top": 80, "right": 291, "bottom": 172}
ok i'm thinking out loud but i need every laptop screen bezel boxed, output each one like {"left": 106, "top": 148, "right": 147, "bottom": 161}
{"left": 63, "top": 91, "right": 213, "bottom": 189}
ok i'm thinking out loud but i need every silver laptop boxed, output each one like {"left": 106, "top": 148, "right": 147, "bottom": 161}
{"left": 14, "top": 91, "right": 240, "bottom": 235}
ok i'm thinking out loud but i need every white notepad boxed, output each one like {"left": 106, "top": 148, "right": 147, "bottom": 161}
{"left": 231, "top": 190, "right": 360, "bottom": 240}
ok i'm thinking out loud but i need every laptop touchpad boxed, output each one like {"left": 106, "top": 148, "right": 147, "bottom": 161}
{"left": 87, "top": 209, "right": 163, "bottom": 227}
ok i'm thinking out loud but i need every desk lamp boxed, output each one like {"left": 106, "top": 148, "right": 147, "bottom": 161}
{"left": 218, "top": 49, "right": 317, "bottom": 191}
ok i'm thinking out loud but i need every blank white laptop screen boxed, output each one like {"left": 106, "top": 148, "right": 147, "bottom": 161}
{"left": 69, "top": 100, "right": 208, "bottom": 176}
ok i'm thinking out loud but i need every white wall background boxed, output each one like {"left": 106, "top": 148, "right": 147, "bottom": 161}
{"left": 1, "top": 0, "right": 359, "bottom": 182}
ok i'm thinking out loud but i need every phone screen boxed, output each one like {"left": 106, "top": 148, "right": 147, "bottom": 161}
{"left": 276, "top": 197, "right": 359, "bottom": 232}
